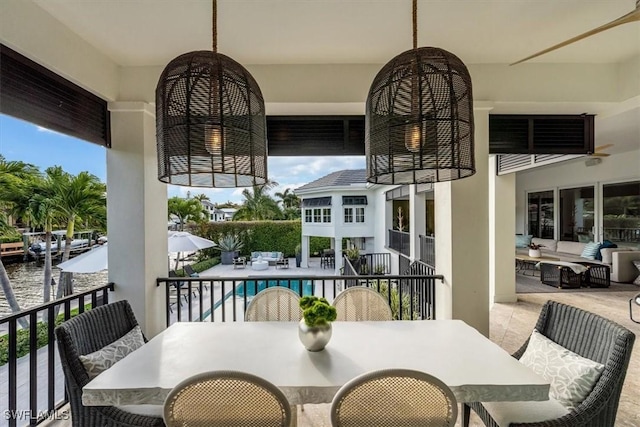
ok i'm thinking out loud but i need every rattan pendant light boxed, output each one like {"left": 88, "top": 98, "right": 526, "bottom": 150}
{"left": 366, "top": 0, "right": 475, "bottom": 184}
{"left": 156, "top": 0, "right": 267, "bottom": 187}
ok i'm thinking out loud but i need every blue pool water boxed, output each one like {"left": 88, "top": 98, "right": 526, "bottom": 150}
{"left": 201, "top": 279, "right": 313, "bottom": 320}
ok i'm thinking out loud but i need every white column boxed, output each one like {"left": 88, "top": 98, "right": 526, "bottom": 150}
{"left": 409, "top": 185, "right": 426, "bottom": 261}
{"left": 301, "top": 235, "right": 310, "bottom": 268}
{"left": 434, "top": 106, "right": 491, "bottom": 336}
{"left": 489, "top": 156, "right": 517, "bottom": 304}
{"left": 107, "top": 102, "right": 168, "bottom": 337}
{"left": 334, "top": 237, "right": 343, "bottom": 275}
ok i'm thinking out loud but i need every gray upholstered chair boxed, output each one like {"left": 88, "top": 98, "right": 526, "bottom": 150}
{"left": 245, "top": 287, "right": 302, "bottom": 321}
{"left": 163, "top": 370, "right": 292, "bottom": 427}
{"left": 331, "top": 368, "right": 458, "bottom": 426}
{"left": 463, "top": 300, "right": 635, "bottom": 427}
{"left": 333, "top": 286, "right": 393, "bottom": 321}
{"left": 54, "top": 300, "right": 164, "bottom": 427}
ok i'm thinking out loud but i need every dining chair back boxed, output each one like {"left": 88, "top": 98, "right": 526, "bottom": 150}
{"left": 245, "top": 287, "right": 302, "bottom": 321}
{"left": 331, "top": 368, "right": 457, "bottom": 427}
{"left": 333, "top": 286, "right": 393, "bottom": 321}
{"left": 163, "top": 370, "right": 292, "bottom": 427}
{"left": 54, "top": 300, "right": 164, "bottom": 427}
{"left": 463, "top": 300, "right": 635, "bottom": 427}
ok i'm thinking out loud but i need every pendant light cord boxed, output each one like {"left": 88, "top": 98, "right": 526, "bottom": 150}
{"left": 412, "top": 0, "right": 417, "bottom": 50}
{"left": 212, "top": 0, "right": 217, "bottom": 53}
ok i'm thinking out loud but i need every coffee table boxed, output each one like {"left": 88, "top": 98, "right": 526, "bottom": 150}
{"left": 515, "top": 254, "right": 560, "bottom": 276}
{"left": 633, "top": 260, "right": 640, "bottom": 286}
{"left": 251, "top": 260, "right": 268, "bottom": 271}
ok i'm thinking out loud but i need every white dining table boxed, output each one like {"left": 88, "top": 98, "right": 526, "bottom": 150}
{"left": 82, "top": 320, "right": 549, "bottom": 407}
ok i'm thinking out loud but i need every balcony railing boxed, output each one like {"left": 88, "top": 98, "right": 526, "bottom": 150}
{"left": 387, "top": 229, "right": 410, "bottom": 256}
{"left": 419, "top": 235, "right": 436, "bottom": 268}
{"left": 0, "top": 283, "right": 114, "bottom": 427}
{"left": 157, "top": 273, "right": 442, "bottom": 324}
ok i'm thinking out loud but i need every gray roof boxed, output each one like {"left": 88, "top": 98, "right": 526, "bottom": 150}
{"left": 296, "top": 169, "right": 367, "bottom": 192}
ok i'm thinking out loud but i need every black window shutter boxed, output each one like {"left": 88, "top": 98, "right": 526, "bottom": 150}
{"left": 0, "top": 44, "right": 110, "bottom": 147}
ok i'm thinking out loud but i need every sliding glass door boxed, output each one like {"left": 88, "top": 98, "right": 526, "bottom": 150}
{"left": 527, "top": 191, "right": 554, "bottom": 238}
{"left": 559, "top": 186, "right": 594, "bottom": 242}
{"left": 602, "top": 181, "right": 640, "bottom": 249}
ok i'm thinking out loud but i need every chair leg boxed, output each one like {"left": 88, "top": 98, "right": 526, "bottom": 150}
{"left": 462, "top": 403, "right": 471, "bottom": 427}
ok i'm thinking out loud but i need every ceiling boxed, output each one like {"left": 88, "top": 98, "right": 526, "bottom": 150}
{"left": 34, "top": 0, "right": 640, "bottom": 67}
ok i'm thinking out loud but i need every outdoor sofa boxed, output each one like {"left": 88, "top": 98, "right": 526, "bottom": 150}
{"left": 517, "top": 237, "right": 640, "bottom": 283}
{"left": 251, "top": 251, "right": 284, "bottom": 266}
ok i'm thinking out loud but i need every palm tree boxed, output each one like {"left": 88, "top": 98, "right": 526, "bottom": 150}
{"left": 168, "top": 197, "right": 206, "bottom": 231}
{"left": 234, "top": 181, "right": 282, "bottom": 221}
{"left": 0, "top": 214, "right": 26, "bottom": 326}
{"left": 44, "top": 167, "right": 106, "bottom": 297}
{"left": 26, "top": 194, "right": 58, "bottom": 302}
{"left": 275, "top": 188, "right": 300, "bottom": 209}
{"left": 193, "top": 193, "right": 210, "bottom": 202}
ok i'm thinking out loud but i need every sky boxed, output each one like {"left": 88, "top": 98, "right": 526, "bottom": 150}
{"left": 0, "top": 114, "right": 365, "bottom": 203}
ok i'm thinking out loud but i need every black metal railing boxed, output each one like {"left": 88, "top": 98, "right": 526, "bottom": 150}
{"left": 0, "top": 283, "right": 114, "bottom": 427}
{"left": 419, "top": 235, "right": 436, "bottom": 268}
{"left": 358, "top": 253, "right": 391, "bottom": 275}
{"left": 157, "top": 274, "right": 442, "bottom": 324}
{"left": 388, "top": 229, "right": 410, "bottom": 256}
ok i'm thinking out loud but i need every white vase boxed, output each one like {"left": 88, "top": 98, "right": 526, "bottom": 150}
{"left": 298, "top": 320, "right": 332, "bottom": 352}
{"left": 529, "top": 248, "right": 541, "bottom": 258}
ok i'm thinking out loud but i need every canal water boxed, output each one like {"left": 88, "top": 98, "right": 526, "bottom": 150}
{"left": 0, "top": 260, "right": 108, "bottom": 318}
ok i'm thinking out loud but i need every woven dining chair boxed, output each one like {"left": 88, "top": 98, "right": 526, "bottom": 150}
{"left": 245, "top": 287, "right": 302, "bottom": 321}
{"left": 331, "top": 368, "right": 458, "bottom": 427}
{"left": 463, "top": 300, "right": 635, "bottom": 427}
{"left": 163, "top": 370, "right": 292, "bottom": 427}
{"left": 55, "top": 300, "right": 164, "bottom": 427}
{"left": 333, "top": 286, "right": 393, "bottom": 321}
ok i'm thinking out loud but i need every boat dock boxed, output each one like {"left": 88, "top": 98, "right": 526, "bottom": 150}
{"left": 0, "top": 230, "right": 98, "bottom": 261}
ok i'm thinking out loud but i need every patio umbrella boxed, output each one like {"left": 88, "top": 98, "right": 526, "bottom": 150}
{"left": 57, "top": 244, "right": 108, "bottom": 273}
{"left": 167, "top": 231, "right": 216, "bottom": 270}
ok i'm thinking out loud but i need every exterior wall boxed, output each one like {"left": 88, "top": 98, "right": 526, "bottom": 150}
{"left": 516, "top": 149, "right": 640, "bottom": 235}
{"left": 300, "top": 190, "right": 375, "bottom": 240}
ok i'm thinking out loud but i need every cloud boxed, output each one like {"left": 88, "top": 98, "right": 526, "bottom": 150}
{"left": 36, "top": 126, "right": 63, "bottom": 135}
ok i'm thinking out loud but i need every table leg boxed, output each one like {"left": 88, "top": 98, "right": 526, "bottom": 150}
{"left": 291, "top": 405, "right": 298, "bottom": 427}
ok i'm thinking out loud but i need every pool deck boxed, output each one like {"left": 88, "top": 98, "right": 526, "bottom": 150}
{"left": 168, "top": 257, "right": 342, "bottom": 324}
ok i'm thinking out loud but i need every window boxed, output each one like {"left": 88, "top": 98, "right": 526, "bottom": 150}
{"left": 528, "top": 190, "right": 554, "bottom": 239}
{"left": 603, "top": 181, "right": 640, "bottom": 248}
{"left": 342, "top": 196, "right": 367, "bottom": 205}
{"left": 344, "top": 207, "right": 365, "bottom": 223}
{"left": 313, "top": 208, "right": 322, "bottom": 222}
{"left": 305, "top": 209, "right": 312, "bottom": 223}
{"left": 323, "top": 208, "right": 331, "bottom": 223}
{"left": 560, "top": 186, "right": 594, "bottom": 242}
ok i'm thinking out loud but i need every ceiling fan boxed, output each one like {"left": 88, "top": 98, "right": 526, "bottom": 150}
{"left": 588, "top": 143, "right": 614, "bottom": 157}
{"left": 511, "top": 0, "right": 640, "bottom": 65}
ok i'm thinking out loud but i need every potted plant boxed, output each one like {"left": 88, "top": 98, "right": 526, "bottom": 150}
{"left": 298, "top": 296, "right": 337, "bottom": 352}
{"left": 215, "top": 233, "right": 244, "bottom": 265}
{"left": 295, "top": 243, "right": 302, "bottom": 268}
{"left": 528, "top": 242, "right": 544, "bottom": 258}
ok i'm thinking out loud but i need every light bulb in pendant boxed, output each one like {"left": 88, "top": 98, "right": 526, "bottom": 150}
{"left": 405, "top": 123, "right": 422, "bottom": 153}
{"left": 204, "top": 125, "right": 222, "bottom": 155}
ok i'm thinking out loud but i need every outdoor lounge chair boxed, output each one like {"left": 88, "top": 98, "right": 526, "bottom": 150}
{"left": 331, "top": 368, "right": 457, "bottom": 426}
{"left": 54, "top": 301, "right": 164, "bottom": 427}
{"left": 163, "top": 370, "right": 292, "bottom": 427}
{"left": 463, "top": 300, "right": 635, "bottom": 427}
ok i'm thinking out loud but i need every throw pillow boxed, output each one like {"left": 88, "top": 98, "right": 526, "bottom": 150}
{"left": 79, "top": 326, "right": 145, "bottom": 379}
{"left": 580, "top": 242, "right": 601, "bottom": 260}
{"left": 520, "top": 330, "right": 605, "bottom": 410}
{"left": 596, "top": 240, "right": 617, "bottom": 261}
{"left": 516, "top": 235, "right": 533, "bottom": 248}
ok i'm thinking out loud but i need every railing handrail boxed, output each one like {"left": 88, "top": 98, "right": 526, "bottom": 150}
{"left": 389, "top": 229, "right": 410, "bottom": 236}
{"left": 156, "top": 274, "right": 443, "bottom": 283}
{"left": 0, "top": 282, "right": 115, "bottom": 324}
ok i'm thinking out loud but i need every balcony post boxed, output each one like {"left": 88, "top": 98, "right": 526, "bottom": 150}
{"left": 434, "top": 105, "right": 492, "bottom": 336}
{"left": 107, "top": 102, "right": 168, "bottom": 337}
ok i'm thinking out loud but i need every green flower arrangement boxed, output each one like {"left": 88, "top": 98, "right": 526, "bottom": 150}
{"left": 299, "top": 296, "right": 337, "bottom": 327}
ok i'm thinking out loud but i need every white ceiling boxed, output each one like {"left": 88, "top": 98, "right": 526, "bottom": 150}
{"left": 34, "top": 0, "right": 640, "bottom": 67}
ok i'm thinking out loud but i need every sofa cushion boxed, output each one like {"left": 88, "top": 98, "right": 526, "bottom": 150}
{"left": 516, "top": 235, "right": 533, "bottom": 248}
{"left": 580, "top": 242, "right": 601, "bottom": 260}
{"left": 520, "top": 330, "right": 605, "bottom": 410}
{"left": 79, "top": 326, "right": 145, "bottom": 379}
{"left": 556, "top": 241, "right": 587, "bottom": 256}
{"left": 483, "top": 398, "right": 570, "bottom": 427}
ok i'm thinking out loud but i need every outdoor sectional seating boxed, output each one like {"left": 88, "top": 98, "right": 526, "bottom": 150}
{"left": 517, "top": 237, "right": 640, "bottom": 283}
{"left": 251, "top": 251, "right": 284, "bottom": 266}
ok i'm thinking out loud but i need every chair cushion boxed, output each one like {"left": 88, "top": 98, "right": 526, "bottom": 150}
{"left": 79, "top": 326, "right": 145, "bottom": 379}
{"left": 580, "top": 242, "right": 601, "bottom": 260}
{"left": 483, "top": 398, "right": 570, "bottom": 427}
{"left": 515, "top": 235, "right": 532, "bottom": 248}
{"left": 115, "top": 405, "right": 164, "bottom": 417}
{"left": 520, "top": 330, "right": 605, "bottom": 409}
